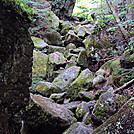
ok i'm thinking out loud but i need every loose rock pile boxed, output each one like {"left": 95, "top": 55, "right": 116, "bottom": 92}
{"left": 26, "top": 18, "right": 134, "bottom": 134}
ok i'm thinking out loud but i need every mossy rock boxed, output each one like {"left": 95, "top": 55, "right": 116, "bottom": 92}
{"left": 32, "top": 50, "right": 48, "bottom": 77}
{"left": 68, "top": 69, "right": 94, "bottom": 100}
{"left": 31, "top": 36, "right": 48, "bottom": 49}
{"left": 36, "top": 81, "right": 62, "bottom": 97}
{"left": 77, "top": 49, "right": 89, "bottom": 68}
{"left": 92, "top": 91, "right": 127, "bottom": 124}
{"left": 25, "top": 94, "right": 77, "bottom": 134}
{"left": 53, "top": 66, "right": 81, "bottom": 89}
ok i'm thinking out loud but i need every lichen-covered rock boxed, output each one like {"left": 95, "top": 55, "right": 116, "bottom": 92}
{"left": 31, "top": 36, "right": 48, "bottom": 49}
{"left": 36, "top": 81, "right": 62, "bottom": 97}
{"left": 76, "top": 101, "right": 90, "bottom": 119}
{"left": 77, "top": 49, "right": 89, "bottom": 68}
{"left": 25, "top": 94, "right": 77, "bottom": 134}
{"left": 75, "top": 25, "right": 86, "bottom": 37}
{"left": 49, "top": 52, "right": 66, "bottom": 64}
{"left": 92, "top": 91, "right": 127, "bottom": 125}
{"left": 50, "top": 92, "right": 67, "bottom": 103}
{"left": 67, "top": 69, "right": 94, "bottom": 99}
{"left": 66, "top": 43, "right": 76, "bottom": 51}
{"left": 48, "top": 45, "right": 66, "bottom": 53}
{"left": 53, "top": 66, "right": 81, "bottom": 89}
{"left": 33, "top": 50, "right": 48, "bottom": 77}
{"left": 64, "top": 101, "right": 81, "bottom": 112}
{"left": 43, "top": 31, "right": 62, "bottom": 45}
{"left": 78, "top": 91, "right": 95, "bottom": 101}
{"left": 0, "top": 1, "right": 33, "bottom": 133}
{"left": 63, "top": 122, "right": 93, "bottom": 134}
{"left": 92, "top": 75, "right": 105, "bottom": 87}
{"left": 92, "top": 97, "right": 134, "bottom": 134}
{"left": 60, "top": 20, "right": 73, "bottom": 35}
{"left": 64, "top": 30, "right": 83, "bottom": 47}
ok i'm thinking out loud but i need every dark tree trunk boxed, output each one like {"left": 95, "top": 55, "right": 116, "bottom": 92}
{"left": 0, "top": 1, "right": 33, "bottom": 134}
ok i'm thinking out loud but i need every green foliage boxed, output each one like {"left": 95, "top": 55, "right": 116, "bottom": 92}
{"left": 113, "top": 68, "right": 134, "bottom": 85}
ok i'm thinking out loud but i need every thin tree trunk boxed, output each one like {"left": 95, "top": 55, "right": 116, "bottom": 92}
{"left": 105, "top": 0, "right": 128, "bottom": 39}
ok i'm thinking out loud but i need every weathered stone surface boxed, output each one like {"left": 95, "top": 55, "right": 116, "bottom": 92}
{"left": 50, "top": 92, "right": 67, "bottom": 103}
{"left": 64, "top": 30, "right": 83, "bottom": 47}
{"left": 64, "top": 101, "right": 81, "bottom": 111}
{"left": 67, "top": 69, "right": 94, "bottom": 99}
{"left": 77, "top": 49, "right": 89, "bottom": 68}
{"left": 92, "top": 75, "right": 105, "bottom": 87}
{"left": 92, "top": 91, "right": 127, "bottom": 125}
{"left": 31, "top": 36, "right": 48, "bottom": 49}
{"left": 0, "top": 1, "right": 33, "bottom": 133}
{"left": 36, "top": 81, "right": 62, "bottom": 97}
{"left": 43, "top": 31, "right": 62, "bottom": 45}
{"left": 76, "top": 101, "right": 90, "bottom": 119}
{"left": 25, "top": 94, "right": 77, "bottom": 134}
{"left": 48, "top": 45, "right": 66, "bottom": 53}
{"left": 92, "top": 97, "right": 134, "bottom": 134}
{"left": 75, "top": 25, "right": 86, "bottom": 37}
{"left": 33, "top": 50, "right": 48, "bottom": 77}
{"left": 49, "top": 52, "right": 66, "bottom": 64}
{"left": 63, "top": 122, "right": 93, "bottom": 134}
{"left": 60, "top": 20, "right": 73, "bottom": 35}
{"left": 53, "top": 66, "right": 81, "bottom": 89}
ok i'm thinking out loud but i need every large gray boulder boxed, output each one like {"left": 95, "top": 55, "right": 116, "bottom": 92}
{"left": 67, "top": 69, "right": 94, "bottom": 99}
{"left": 53, "top": 66, "right": 81, "bottom": 89}
{"left": 25, "top": 94, "right": 77, "bottom": 134}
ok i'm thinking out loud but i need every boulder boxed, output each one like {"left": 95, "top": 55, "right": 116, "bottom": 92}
{"left": 92, "top": 97, "right": 134, "bottom": 134}
{"left": 92, "top": 75, "right": 105, "bottom": 87}
{"left": 60, "top": 20, "right": 73, "bottom": 35}
{"left": 43, "top": 31, "right": 62, "bottom": 45}
{"left": 63, "top": 122, "right": 93, "bottom": 134}
{"left": 64, "top": 30, "right": 83, "bottom": 47}
{"left": 92, "top": 90, "right": 127, "bottom": 125}
{"left": 53, "top": 66, "right": 81, "bottom": 89}
{"left": 67, "top": 69, "right": 94, "bottom": 99}
{"left": 33, "top": 50, "right": 48, "bottom": 77}
{"left": 31, "top": 36, "right": 48, "bottom": 49}
{"left": 50, "top": 92, "right": 67, "bottom": 103}
{"left": 75, "top": 25, "right": 86, "bottom": 37}
{"left": 64, "top": 101, "right": 81, "bottom": 112}
{"left": 76, "top": 101, "right": 90, "bottom": 119}
{"left": 25, "top": 94, "right": 77, "bottom": 134}
{"left": 77, "top": 49, "right": 89, "bottom": 68}
{"left": 49, "top": 52, "right": 66, "bottom": 65}
{"left": 48, "top": 45, "right": 66, "bottom": 53}
{"left": 36, "top": 81, "right": 62, "bottom": 97}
